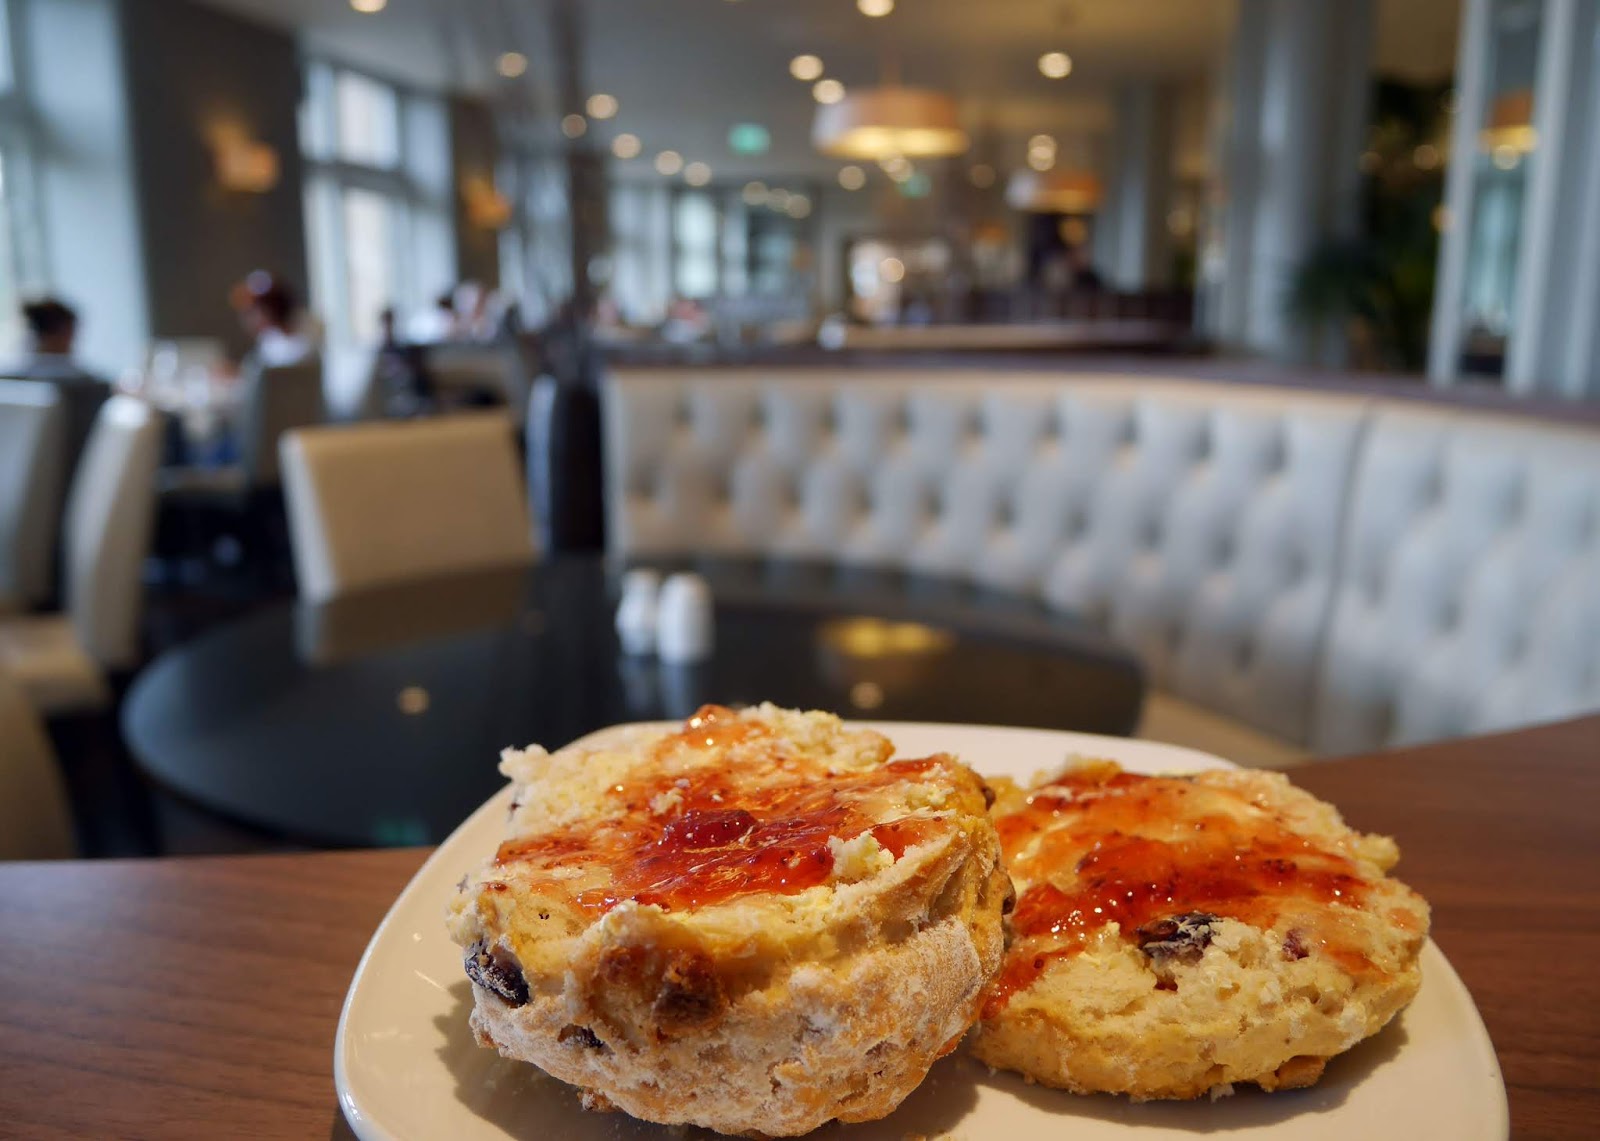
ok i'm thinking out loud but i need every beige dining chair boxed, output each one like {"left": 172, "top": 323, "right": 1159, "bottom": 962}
{"left": 279, "top": 412, "right": 536, "bottom": 605}
{"left": 161, "top": 357, "right": 326, "bottom": 502}
{"left": 0, "top": 396, "right": 165, "bottom": 714}
{"left": 428, "top": 344, "right": 531, "bottom": 423}
{"left": 0, "top": 665, "right": 74, "bottom": 860}
{"left": 0, "top": 381, "right": 67, "bottom": 612}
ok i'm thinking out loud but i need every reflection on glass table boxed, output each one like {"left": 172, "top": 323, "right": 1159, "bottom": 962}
{"left": 123, "top": 556, "right": 1144, "bottom": 847}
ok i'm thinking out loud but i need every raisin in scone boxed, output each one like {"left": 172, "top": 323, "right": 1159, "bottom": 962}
{"left": 971, "top": 760, "right": 1429, "bottom": 1100}
{"left": 446, "top": 703, "right": 1009, "bottom": 1137}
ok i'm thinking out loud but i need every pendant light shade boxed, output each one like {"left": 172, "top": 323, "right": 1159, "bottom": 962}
{"left": 1006, "top": 169, "right": 1103, "bottom": 213}
{"left": 812, "top": 87, "right": 969, "bottom": 160}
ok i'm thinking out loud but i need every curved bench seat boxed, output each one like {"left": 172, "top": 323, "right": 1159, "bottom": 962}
{"left": 602, "top": 369, "right": 1600, "bottom": 758}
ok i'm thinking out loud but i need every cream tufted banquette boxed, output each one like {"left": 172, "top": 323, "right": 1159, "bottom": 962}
{"left": 602, "top": 369, "right": 1600, "bottom": 757}
{"left": 1311, "top": 406, "right": 1600, "bottom": 754}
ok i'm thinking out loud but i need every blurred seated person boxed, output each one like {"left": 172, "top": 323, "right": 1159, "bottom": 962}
{"left": 593, "top": 295, "right": 622, "bottom": 331}
{"left": 408, "top": 291, "right": 457, "bottom": 344}
{"left": 453, "top": 280, "right": 491, "bottom": 340}
{"left": 231, "top": 270, "right": 315, "bottom": 368}
{"left": 661, "top": 297, "right": 711, "bottom": 344}
{"left": 451, "top": 280, "right": 517, "bottom": 342}
{"left": 495, "top": 296, "right": 524, "bottom": 340}
{"left": 6, "top": 297, "right": 108, "bottom": 383}
{"left": 899, "top": 292, "right": 935, "bottom": 326}
{"left": 3, "top": 297, "right": 111, "bottom": 483}
{"left": 1068, "top": 244, "right": 1104, "bottom": 293}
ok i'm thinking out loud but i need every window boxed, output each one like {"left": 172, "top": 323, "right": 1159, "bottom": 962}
{"left": 603, "top": 180, "right": 819, "bottom": 321}
{"left": 673, "top": 191, "right": 718, "bottom": 300}
{"left": 503, "top": 153, "right": 574, "bottom": 325}
{"left": 0, "top": 152, "right": 20, "bottom": 349}
{"left": 1453, "top": 0, "right": 1543, "bottom": 376}
{"left": 300, "top": 61, "right": 453, "bottom": 347}
{"left": 749, "top": 210, "right": 801, "bottom": 295}
{"left": 607, "top": 181, "right": 668, "bottom": 325}
{"left": 720, "top": 201, "right": 748, "bottom": 297}
{"left": 340, "top": 187, "right": 395, "bottom": 345}
{"left": 333, "top": 72, "right": 399, "bottom": 169}
{"left": 0, "top": 0, "right": 44, "bottom": 355}
{"left": 0, "top": 0, "right": 12, "bottom": 93}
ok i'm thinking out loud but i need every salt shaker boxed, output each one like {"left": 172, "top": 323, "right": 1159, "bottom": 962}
{"left": 615, "top": 569, "right": 661, "bottom": 656}
{"left": 656, "top": 573, "right": 715, "bottom": 663}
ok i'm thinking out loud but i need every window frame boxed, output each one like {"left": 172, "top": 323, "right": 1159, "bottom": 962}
{"left": 501, "top": 148, "right": 574, "bottom": 324}
{"left": 0, "top": 0, "right": 46, "bottom": 353}
{"left": 670, "top": 186, "right": 720, "bottom": 301}
{"left": 300, "top": 58, "right": 449, "bottom": 348}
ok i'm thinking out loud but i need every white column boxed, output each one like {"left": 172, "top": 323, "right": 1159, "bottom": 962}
{"left": 1427, "top": 0, "right": 1494, "bottom": 384}
{"left": 1091, "top": 160, "right": 1122, "bottom": 282}
{"left": 1431, "top": 0, "right": 1600, "bottom": 399}
{"left": 1100, "top": 84, "right": 1177, "bottom": 291}
{"left": 1205, "top": 0, "right": 1373, "bottom": 362}
{"left": 1506, "top": 0, "right": 1600, "bottom": 399}
{"left": 1559, "top": 17, "right": 1600, "bottom": 401}
{"left": 1204, "top": 3, "right": 1267, "bottom": 344}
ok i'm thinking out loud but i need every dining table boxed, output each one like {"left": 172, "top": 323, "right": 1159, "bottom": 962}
{"left": 0, "top": 713, "right": 1595, "bottom": 1140}
{"left": 120, "top": 556, "right": 1144, "bottom": 847}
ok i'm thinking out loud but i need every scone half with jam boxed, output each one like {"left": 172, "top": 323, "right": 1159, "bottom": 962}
{"left": 446, "top": 703, "right": 1010, "bottom": 1138}
{"left": 972, "top": 760, "right": 1430, "bottom": 1100}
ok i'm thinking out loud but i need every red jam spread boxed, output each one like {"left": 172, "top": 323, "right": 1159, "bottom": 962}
{"left": 984, "top": 762, "right": 1376, "bottom": 1015}
{"left": 494, "top": 706, "right": 956, "bottom": 914}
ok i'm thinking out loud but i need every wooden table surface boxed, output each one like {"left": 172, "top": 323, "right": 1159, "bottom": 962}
{"left": 1, "top": 715, "right": 1596, "bottom": 1140}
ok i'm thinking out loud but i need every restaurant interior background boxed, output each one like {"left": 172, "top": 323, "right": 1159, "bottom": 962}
{"left": 0, "top": 5, "right": 1597, "bottom": 1139}
{"left": 4, "top": 0, "right": 1598, "bottom": 394}
{"left": 0, "top": 0, "right": 1596, "bottom": 864}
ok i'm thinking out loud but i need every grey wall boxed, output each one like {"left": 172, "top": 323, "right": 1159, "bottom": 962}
{"left": 448, "top": 96, "right": 502, "bottom": 289}
{"left": 121, "top": 0, "right": 308, "bottom": 357}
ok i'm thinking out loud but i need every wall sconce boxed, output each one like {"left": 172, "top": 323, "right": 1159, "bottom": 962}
{"left": 463, "top": 177, "right": 513, "bottom": 230}
{"left": 208, "top": 123, "right": 280, "bottom": 194}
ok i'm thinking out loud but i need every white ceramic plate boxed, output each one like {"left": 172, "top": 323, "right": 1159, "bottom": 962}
{"left": 336, "top": 721, "right": 1508, "bottom": 1141}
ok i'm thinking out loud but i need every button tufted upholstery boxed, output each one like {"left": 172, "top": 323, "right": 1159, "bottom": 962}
{"left": 1311, "top": 407, "right": 1600, "bottom": 753}
{"left": 603, "top": 370, "right": 1600, "bottom": 755}
{"left": 605, "top": 370, "right": 1368, "bottom": 746}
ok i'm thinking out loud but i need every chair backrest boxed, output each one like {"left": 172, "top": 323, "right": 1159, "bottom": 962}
{"left": 238, "top": 358, "right": 325, "bottom": 487}
{"left": 0, "top": 381, "right": 67, "bottom": 609}
{"left": 605, "top": 368, "right": 1600, "bottom": 751}
{"left": 51, "top": 378, "right": 113, "bottom": 490}
{"left": 1311, "top": 405, "right": 1600, "bottom": 753}
{"left": 279, "top": 412, "right": 536, "bottom": 604}
{"left": 0, "top": 666, "right": 74, "bottom": 859}
{"left": 61, "top": 397, "right": 165, "bottom": 669}
{"left": 428, "top": 345, "right": 531, "bottom": 422}
{"left": 352, "top": 349, "right": 389, "bottom": 421}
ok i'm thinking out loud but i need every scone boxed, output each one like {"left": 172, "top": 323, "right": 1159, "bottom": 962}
{"left": 971, "top": 760, "right": 1429, "bottom": 1099}
{"left": 446, "top": 703, "right": 1010, "bottom": 1137}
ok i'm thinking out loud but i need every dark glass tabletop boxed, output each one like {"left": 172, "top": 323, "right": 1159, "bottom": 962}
{"left": 123, "top": 557, "right": 1144, "bottom": 847}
